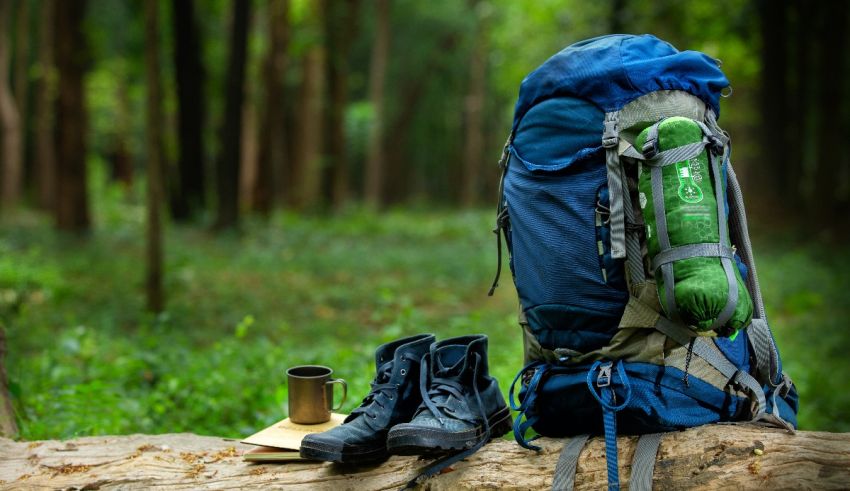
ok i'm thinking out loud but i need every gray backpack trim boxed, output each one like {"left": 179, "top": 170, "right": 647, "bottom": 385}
{"left": 551, "top": 434, "right": 590, "bottom": 491}
{"left": 630, "top": 433, "right": 663, "bottom": 491}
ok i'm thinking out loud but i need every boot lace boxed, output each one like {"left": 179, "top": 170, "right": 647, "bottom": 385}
{"left": 404, "top": 352, "right": 491, "bottom": 489}
{"left": 349, "top": 357, "right": 413, "bottom": 421}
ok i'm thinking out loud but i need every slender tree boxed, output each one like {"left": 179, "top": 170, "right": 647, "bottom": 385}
{"left": 144, "top": 0, "right": 165, "bottom": 312}
{"left": 255, "top": 0, "right": 290, "bottom": 213}
{"left": 14, "top": 0, "right": 30, "bottom": 191}
{"left": 171, "top": 0, "right": 206, "bottom": 221}
{"left": 322, "top": 0, "right": 359, "bottom": 210}
{"left": 291, "top": 0, "right": 325, "bottom": 210}
{"left": 610, "top": 0, "right": 627, "bottom": 32}
{"left": 812, "top": 1, "right": 848, "bottom": 225}
{"left": 54, "top": 0, "right": 90, "bottom": 232}
{"left": 34, "top": 0, "right": 56, "bottom": 210}
{"left": 0, "top": 0, "right": 23, "bottom": 209}
{"left": 364, "top": 0, "right": 389, "bottom": 208}
{"left": 758, "top": 0, "right": 789, "bottom": 208}
{"left": 214, "top": 0, "right": 252, "bottom": 230}
{"left": 461, "top": 1, "right": 487, "bottom": 207}
{"left": 0, "top": 324, "right": 16, "bottom": 438}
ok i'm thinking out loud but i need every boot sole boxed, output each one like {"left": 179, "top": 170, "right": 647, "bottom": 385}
{"left": 299, "top": 441, "right": 389, "bottom": 465}
{"left": 386, "top": 405, "right": 512, "bottom": 456}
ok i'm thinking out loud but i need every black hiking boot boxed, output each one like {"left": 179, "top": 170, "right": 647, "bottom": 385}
{"left": 299, "top": 334, "right": 434, "bottom": 465}
{"left": 386, "top": 334, "right": 511, "bottom": 457}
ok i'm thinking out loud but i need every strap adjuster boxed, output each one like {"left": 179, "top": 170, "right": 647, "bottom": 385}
{"left": 597, "top": 362, "right": 612, "bottom": 387}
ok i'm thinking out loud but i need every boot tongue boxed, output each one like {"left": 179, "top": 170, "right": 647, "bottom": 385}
{"left": 434, "top": 344, "right": 466, "bottom": 376}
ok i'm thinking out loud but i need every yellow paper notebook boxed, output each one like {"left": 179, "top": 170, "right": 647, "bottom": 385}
{"left": 242, "top": 413, "right": 346, "bottom": 462}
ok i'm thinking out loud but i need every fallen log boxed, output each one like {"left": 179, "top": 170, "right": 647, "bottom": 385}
{"left": 0, "top": 424, "right": 847, "bottom": 490}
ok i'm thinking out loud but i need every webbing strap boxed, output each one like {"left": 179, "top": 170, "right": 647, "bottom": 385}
{"left": 602, "top": 400, "right": 621, "bottom": 491}
{"left": 645, "top": 141, "right": 709, "bottom": 166}
{"left": 552, "top": 434, "right": 590, "bottom": 491}
{"left": 725, "top": 161, "right": 785, "bottom": 388}
{"left": 654, "top": 317, "right": 766, "bottom": 419}
{"left": 603, "top": 112, "right": 627, "bottom": 259}
{"left": 650, "top": 243, "right": 734, "bottom": 271}
{"left": 649, "top": 164, "right": 680, "bottom": 322}
{"left": 630, "top": 433, "right": 663, "bottom": 491}
{"left": 586, "top": 361, "right": 632, "bottom": 491}
{"left": 747, "top": 318, "right": 782, "bottom": 386}
{"left": 488, "top": 133, "right": 513, "bottom": 296}
{"left": 708, "top": 150, "right": 738, "bottom": 332}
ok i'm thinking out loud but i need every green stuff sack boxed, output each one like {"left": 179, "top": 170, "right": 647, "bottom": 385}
{"left": 636, "top": 116, "right": 753, "bottom": 334}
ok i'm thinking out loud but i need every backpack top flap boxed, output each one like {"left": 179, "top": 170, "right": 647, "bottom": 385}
{"left": 511, "top": 34, "right": 730, "bottom": 132}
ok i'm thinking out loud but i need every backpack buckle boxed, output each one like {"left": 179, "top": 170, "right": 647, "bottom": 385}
{"left": 641, "top": 138, "right": 658, "bottom": 160}
{"left": 597, "top": 362, "right": 613, "bottom": 387}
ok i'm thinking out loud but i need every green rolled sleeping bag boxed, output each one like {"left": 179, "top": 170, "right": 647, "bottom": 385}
{"left": 636, "top": 116, "right": 753, "bottom": 334}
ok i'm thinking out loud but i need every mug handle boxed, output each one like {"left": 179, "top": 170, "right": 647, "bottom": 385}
{"left": 326, "top": 378, "right": 347, "bottom": 411}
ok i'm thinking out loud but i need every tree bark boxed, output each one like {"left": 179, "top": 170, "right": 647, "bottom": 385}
{"left": 363, "top": 0, "right": 389, "bottom": 209}
{"left": 322, "top": 0, "right": 359, "bottom": 210}
{"left": 460, "top": 1, "right": 487, "bottom": 208}
{"left": 291, "top": 0, "right": 325, "bottom": 211}
{"left": 34, "top": 0, "right": 56, "bottom": 210}
{"left": 171, "top": 0, "right": 207, "bottom": 222}
{"left": 53, "top": 0, "right": 90, "bottom": 232}
{"left": 144, "top": 0, "right": 165, "bottom": 313}
{"left": 255, "top": 0, "right": 290, "bottom": 214}
{"left": 214, "top": 0, "right": 252, "bottom": 230}
{"left": 0, "top": 425, "right": 848, "bottom": 489}
{"left": 0, "top": 0, "right": 23, "bottom": 209}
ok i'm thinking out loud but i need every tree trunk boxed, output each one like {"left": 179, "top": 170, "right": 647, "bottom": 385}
{"left": 239, "top": 91, "right": 258, "bottom": 210}
{"left": 53, "top": 0, "right": 90, "bottom": 232}
{"left": 171, "top": 0, "right": 206, "bottom": 222}
{"left": 0, "top": 323, "right": 17, "bottom": 438}
{"left": 757, "top": 0, "right": 789, "bottom": 210}
{"left": 322, "top": 0, "right": 359, "bottom": 210}
{"left": 610, "top": 0, "right": 627, "bottom": 32}
{"left": 461, "top": 1, "right": 487, "bottom": 208}
{"left": 255, "top": 0, "right": 289, "bottom": 214}
{"left": 14, "top": 0, "right": 30, "bottom": 194}
{"left": 291, "top": 1, "right": 325, "bottom": 211}
{"left": 144, "top": 0, "right": 165, "bottom": 313}
{"left": 108, "top": 79, "right": 134, "bottom": 186}
{"left": 812, "top": 1, "right": 848, "bottom": 229}
{"left": 0, "top": 0, "right": 23, "bottom": 210}
{"left": 214, "top": 0, "right": 252, "bottom": 230}
{"left": 34, "top": 0, "right": 56, "bottom": 210}
{"left": 384, "top": 33, "right": 458, "bottom": 206}
{"left": 787, "top": 0, "right": 811, "bottom": 210}
{"left": 363, "top": 0, "right": 389, "bottom": 209}
{"left": 0, "top": 425, "right": 848, "bottom": 489}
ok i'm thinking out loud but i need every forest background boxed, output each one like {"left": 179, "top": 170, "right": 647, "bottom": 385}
{"left": 0, "top": 0, "right": 848, "bottom": 440}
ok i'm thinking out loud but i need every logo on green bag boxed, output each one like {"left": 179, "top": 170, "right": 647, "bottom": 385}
{"left": 676, "top": 161, "right": 704, "bottom": 203}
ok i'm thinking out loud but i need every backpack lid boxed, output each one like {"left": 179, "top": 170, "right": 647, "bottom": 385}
{"left": 511, "top": 34, "right": 730, "bottom": 132}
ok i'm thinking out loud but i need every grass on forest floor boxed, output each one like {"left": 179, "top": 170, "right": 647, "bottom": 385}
{"left": 1, "top": 205, "right": 848, "bottom": 440}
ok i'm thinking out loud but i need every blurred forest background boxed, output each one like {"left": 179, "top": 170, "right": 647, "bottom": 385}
{"left": 0, "top": 0, "right": 848, "bottom": 441}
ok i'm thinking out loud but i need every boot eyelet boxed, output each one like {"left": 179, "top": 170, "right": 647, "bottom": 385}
{"left": 400, "top": 369, "right": 407, "bottom": 375}
{"left": 388, "top": 395, "right": 394, "bottom": 400}
{"left": 371, "top": 414, "right": 377, "bottom": 419}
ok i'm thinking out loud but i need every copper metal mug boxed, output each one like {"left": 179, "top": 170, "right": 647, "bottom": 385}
{"left": 286, "top": 365, "right": 347, "bottom": 424}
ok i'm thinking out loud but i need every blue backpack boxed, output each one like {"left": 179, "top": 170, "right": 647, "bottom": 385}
{"left": 489, "top": 34, "right": 798, "bottom": 490}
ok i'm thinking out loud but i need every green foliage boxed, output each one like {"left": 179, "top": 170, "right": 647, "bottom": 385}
{"left": 4, "top": 204, "right": 848, "bottom": 439}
